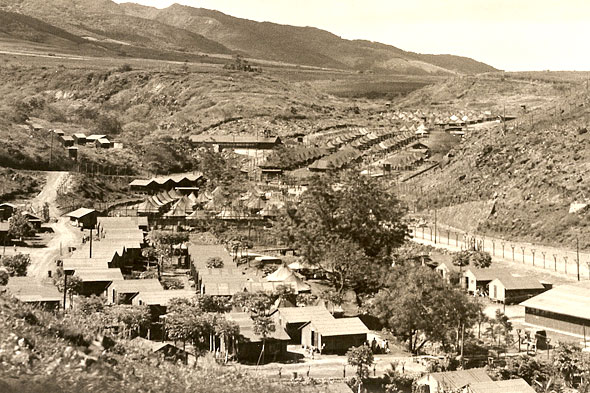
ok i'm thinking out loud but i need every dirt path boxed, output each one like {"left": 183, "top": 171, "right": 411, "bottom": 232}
{"left": 2, "top": 171, "right": 81, "bottom": 279}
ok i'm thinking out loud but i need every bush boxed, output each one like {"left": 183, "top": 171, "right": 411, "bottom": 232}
{"left": 162, "top": 278, "right": 184, "bottom": 290}
{"left": 206, "top": 257, "right": 224, "bottom": 269}
{"left": 2, "top": 254, "right": 31, "bottom": 276}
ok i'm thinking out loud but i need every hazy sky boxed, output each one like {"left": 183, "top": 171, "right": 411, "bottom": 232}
{"left": 113, "top": 0, "right": 590, "bottom": 71}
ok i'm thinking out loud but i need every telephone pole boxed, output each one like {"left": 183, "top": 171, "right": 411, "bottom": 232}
{"left": 576, "top": 236, "right": 580, "bottom": 281}
{"left": 63, "top": 273, "right": 67, "bottom": 310}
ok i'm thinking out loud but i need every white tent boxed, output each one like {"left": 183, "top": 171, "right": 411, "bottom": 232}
{"left": 266, "top": 265, "right": 311, "bottom": 292}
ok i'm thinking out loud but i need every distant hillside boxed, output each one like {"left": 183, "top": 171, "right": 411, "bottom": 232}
{"left": 0, "top": 0, "right": 497, "bottom": 75}
{"left": 0, "top": 0, "right": 233, "bottom": 55}
{"left": 131, "top": 4, "right": 498, "bottom": 74}
{"left": 404, "top": 74, "right": 590, "bottom": 249}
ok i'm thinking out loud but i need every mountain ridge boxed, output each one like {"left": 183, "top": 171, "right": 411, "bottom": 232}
{"left": 0, "top": 0, "right": 498, "bottom": 75}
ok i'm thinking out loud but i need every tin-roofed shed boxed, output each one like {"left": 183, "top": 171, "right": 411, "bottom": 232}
{"left": 301, "top": 316, "right": 369, "bottom": 354}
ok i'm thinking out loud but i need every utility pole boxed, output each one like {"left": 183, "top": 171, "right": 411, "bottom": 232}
{"left": 63, "top": 273, "right": 67, "bottom": 310}
{"left": 576, "top": 236, "right": 580, "bottom": 281}
{"left": 49, "top": 131, "right": 54, "bottom": 169}
{"left": 434, "top": 208, "right": 438, "bottom": 244}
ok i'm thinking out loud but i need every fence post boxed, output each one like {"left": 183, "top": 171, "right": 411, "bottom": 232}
{"left": 502, "top": 242, "right": 505, "bottom": 259}
{"left": 531, "top": 249, "right": 535, "bottom": 266}
{"left": 521, "top": 247, "right": 526, "bottom": 264}
{"left": 511, "top": 245, "right": 515, "bottom": 261}
{"left": 542, "top": 251, "right": 546, "bottom": 269}
{"left": 564, "top": 256, "right": 568, "bottom": 275}
{"left": 492, "top": 241, "right": 495, "bottom": 256}
{"left": 553, "top": 254, "right": 557, "bottom": 271}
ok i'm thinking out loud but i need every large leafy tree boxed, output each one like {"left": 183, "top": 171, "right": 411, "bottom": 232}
{"left": 8, "top": 210, "right": 35, "bottom": 240}
{"left": 373, "top": 266, "right": 481, "bottom": 353}
{"left": 1, "top": 253, "right": 31, "bottom": 276}
{"left": 274, "top": 172, "right": 408, "bottom": 293}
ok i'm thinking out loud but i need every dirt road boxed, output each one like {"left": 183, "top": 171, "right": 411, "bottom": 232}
{"left": 2, "top": 171, "right": 81, "bottom": 279}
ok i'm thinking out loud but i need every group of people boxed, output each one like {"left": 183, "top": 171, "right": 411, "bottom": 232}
{"left": 366, "top": 337, "right": 390, "bottom": 354}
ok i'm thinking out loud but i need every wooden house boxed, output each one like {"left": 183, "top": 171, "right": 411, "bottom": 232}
{"left": 221, "top": 312, "right": 290, "bottom": 363}
{"left": 106, "top": 279, "right": 163, "bottom": 304}
{"left": 73, "top": 268, "right": 124, "bottom": 296}
{"left": 466, "top": 378, "right": 535, "bottom": 393}
{"left": 22, "top": 211, "right": 42, "bottom": 231}
{"left": 488, "top": 276, "right": 547, "bottom": 304}
{"left": 72, "top": 133, "right": 87, "bottom": 145}
{"left": 96, "top": 138, "right": 112, "bottom": 148}
{"left": 272, "top": 306, "right": 334, "bottom": 344}
{"left": 61, "top": 135, "right": 74, "bottom": 147}
{"left": 66, "top": 207, "right": 98, "bottom": 229}
{"left": 86, "top": 134, "right": 106, "bottom": 144}
{"left": 0, "top": 203, "right": 17, "bottom": 221}
{"left": 301, "top": 317, "right": 369, "bottom": 354}
{"left": 414, "top": 368, "right": 492, "bottom": 393}
{"left": 5, "top": 276, "right": 62, "bottom": 309}
{"left": 462, "top": 268, "right": 506, "bottom": 295}
{"left": 67, "top": 146, "right": 78, "bottom": 159}
{"left": 434, "top": 259, "right": 458, "bottom": 283}
{"left": 520, "top": 283, "right": 590, "bottom": 341}
{"left": 131, "top": 337, "right": 193, "bottom": 365}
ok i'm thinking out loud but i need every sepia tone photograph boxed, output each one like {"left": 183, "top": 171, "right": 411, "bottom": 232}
{"left": 0, "top": 0, "right": 588, "bottom": 392}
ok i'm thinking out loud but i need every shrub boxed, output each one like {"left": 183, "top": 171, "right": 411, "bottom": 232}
{"left": 2, "top": 254, "right": 31, "bottom": 276}
{"left": 206, "top": 257, "right": 224, "bottom": 269}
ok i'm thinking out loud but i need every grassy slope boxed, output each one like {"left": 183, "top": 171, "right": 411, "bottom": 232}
{"left": 406, "top": 73, "right": 590, "bottom": 249}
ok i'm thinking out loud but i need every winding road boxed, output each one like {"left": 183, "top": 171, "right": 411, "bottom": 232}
{"left": 3, "top": 171, "right": 81, "bottom": 279}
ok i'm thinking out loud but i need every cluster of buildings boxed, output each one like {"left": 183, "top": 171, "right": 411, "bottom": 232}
{"left": 436, "top": 258, "right": 590, "bottom": 346}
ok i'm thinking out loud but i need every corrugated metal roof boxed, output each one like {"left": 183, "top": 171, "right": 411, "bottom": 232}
{"left": 467, "top": 378, "right": 535, "bottom": 393}
{"left": 133, "top": 290, "right": 195, "bottom": 306}
{"left": 108, "top": 279, "right": 163, "bottom": 294}
{"left": 275, "top": 306, "right": 333, "bottom": 324}
{"left": 309, "top": 317, "right": 369, "bottom": 336}
{"left": 188, "top": 244, "right": 236, "bottom": 270}
{"left": 63, "top": 258, "right": 110, "bottom": 271}
{"left": 226, "top": 312, "right": 290, "bottom": 342}
{"left": 464, "top": 268, "right": 507, "bottom": 281}
{"left": 5, "top": 277, "right": 62, "bottom": 303}
{"left": 520, "top": 283, "right": 590, "bottom": 320}
{"left": 75, "top": 268, "right": 124, "bottom": 282}
{"left": 66, "top": 207, "right": 96, "bottom": 219}
{"left": 490, "top": 276, "right": 544, "bottom": 290}
{"left": 425, "top": 368, "right": 492, "bottom": 390}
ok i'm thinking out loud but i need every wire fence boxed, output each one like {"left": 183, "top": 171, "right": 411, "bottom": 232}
{"left": 413, "top": 224, "right": 590, "bottom": 280}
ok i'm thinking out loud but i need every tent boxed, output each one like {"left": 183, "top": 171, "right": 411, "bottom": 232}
{"left": 266, "top": 265, "right": 311, "bottom": 293}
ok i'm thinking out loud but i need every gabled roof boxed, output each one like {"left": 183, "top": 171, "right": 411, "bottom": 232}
{"left": 467, "top": 378, "right": 535, "bottom": 393}
{"left": 188, "top": 244, "right": 236, "bottom": 269}
{"left": 74, "top": 268, "right": 124, "bottom": 282}
{"left": 5, "top": 277, "right": 62, "bottom": 303}
{"left": 274, "top": 306, "right": 333, "bottom": 324}
{"left": 66, "top": 207, "right": 97, "bottom": 219}
{"left": 108, "top": 279, "right": 163, "bottom": 294}
{"left": 305, "top": 317, "right": 369, "bottom": 336}
{"left": 464, "top": 268, "right": 506, "bottom": 281}
{"left": 424, "top": 368, "right": 492, "bottom": 390}
{"left": 520, "top": 283, "right": 590, "bottom": 320}
{"left": 490, "top": 275, "right": 544, "bottom": 290}
{"left": 62, "top": 258, "right": 110, "bottom": 271}
{"left": 134, "top": 290, "right": 195, "bottom": 306}
{"left": 226, "top": 312, "right": 290, "bottom": 342}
